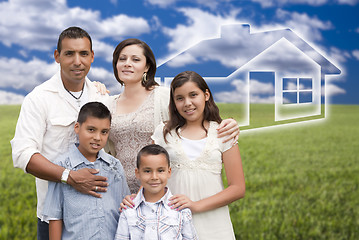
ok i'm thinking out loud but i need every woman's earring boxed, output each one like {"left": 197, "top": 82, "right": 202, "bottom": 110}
{"left": 142, "top": 72, "right": 147, "bottom": 85}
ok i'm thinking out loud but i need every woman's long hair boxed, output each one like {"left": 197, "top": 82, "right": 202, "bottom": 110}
{"left": 163, "top": 71, "right": 222, "bottom": 142}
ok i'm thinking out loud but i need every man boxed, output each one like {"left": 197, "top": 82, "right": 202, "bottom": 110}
{"left": 11, "top": 26, "right": 109, "bottom": 240}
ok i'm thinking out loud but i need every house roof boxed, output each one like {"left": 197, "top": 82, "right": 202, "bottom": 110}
{"left": 156, "top": 24, "right": 340, "bottom": 77}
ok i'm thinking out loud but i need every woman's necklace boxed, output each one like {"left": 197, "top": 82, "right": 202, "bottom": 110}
{"left": 64, "top": 83, "right": 84, "bottom": 107}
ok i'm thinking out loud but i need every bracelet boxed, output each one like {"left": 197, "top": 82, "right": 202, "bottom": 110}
{"left": 61, "top": 169, "right": 71, "bottom": 184}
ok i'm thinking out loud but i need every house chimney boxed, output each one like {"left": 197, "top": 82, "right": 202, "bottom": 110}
{"left": 220, "top": 24, "right": 250, "bottom": 38}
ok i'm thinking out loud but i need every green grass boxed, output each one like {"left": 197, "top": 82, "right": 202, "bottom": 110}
{"left": 1, "top": 104, "right": 358, "bottom": 239}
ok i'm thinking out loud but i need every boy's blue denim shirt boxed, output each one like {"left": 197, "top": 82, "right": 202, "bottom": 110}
{"left": 42, "top": 144, "right": 130, "bottom": 240}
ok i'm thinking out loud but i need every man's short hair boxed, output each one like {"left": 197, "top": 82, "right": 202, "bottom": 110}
{"left": 77, "top": 102, "right": 111, "bottom": 124}
{"left": 136, "top": 144, "right": 170, "bottom": 168}
{"left": 57, "top": 26, "right": 92, "bottom": 53}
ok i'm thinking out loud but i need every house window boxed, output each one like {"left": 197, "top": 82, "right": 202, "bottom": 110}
{"left": 282, "top": 77, "right": 313, "bottom": 104}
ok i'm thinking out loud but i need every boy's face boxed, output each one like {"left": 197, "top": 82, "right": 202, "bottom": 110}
{"left": 135, "top": 153, "right": 171, "bottom": 202}
{"left": 74, "top": 116, "right": 110, "bottom": 162}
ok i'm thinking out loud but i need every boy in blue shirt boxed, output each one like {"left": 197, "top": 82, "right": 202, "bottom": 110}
{"left": 42, "top": 102, "right": 130, "bottom": 239}
{"left": 115, "top": 144, "right": 198, "bottom": 239}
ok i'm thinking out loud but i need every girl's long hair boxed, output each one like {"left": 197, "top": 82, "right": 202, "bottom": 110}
{"left": 163, "top": 71, "right": 222, "bottom": 142}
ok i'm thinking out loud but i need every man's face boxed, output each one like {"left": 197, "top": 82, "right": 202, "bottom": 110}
{"left": 54, "top": 37, "right": 94, "bottom": 90}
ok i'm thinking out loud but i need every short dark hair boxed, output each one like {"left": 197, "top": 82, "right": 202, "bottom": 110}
{"left": 112, "top": 38, "right": 158, "bottom": 90}
{"left": 136, "top": 144, "right": 170, "bottom": 168}
{"left": 57, "top": 26, "right": 92, "bottom": 53}
{"left": 77, "top": 102, "right": 111, "bottom": 124}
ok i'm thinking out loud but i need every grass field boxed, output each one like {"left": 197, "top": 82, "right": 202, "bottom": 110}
{"left": 1, "top": 104, "right": 358, "bottom": 239}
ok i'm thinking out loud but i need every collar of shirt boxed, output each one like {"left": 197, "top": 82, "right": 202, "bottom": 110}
{"left": 134, "top": 187, "right": 173, "bottom": 212}
{"left": 68, "top": 144, "right": 111, "bottom": 168}
{"left": 41, "top": 70, "right": 105, "bottom": 103}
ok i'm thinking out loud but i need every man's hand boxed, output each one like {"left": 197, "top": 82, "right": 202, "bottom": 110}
{"left": 67, "top": 168, "right": 108, "bottom": 198}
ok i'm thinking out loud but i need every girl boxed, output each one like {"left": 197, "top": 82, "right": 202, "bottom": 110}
{"left": 152, "top": 71, "right": 245, "bottom": 239}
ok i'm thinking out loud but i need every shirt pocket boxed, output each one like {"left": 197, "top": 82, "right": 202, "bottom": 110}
{"left": 47, "top": 117, "right": 76, "bottom": 148}
{"left": 159, "top": 215, "right": 181, "bottom": 239}
{"left": 128, "top": 218, "right": 145, "bottom": 239}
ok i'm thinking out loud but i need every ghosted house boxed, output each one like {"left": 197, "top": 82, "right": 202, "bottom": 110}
{"left": 156, "top": 24, "right": 341, "bottom": 129}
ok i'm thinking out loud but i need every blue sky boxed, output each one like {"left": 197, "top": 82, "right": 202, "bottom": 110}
{"left": 0, "top": 0, "right": 358, "bottom": 104}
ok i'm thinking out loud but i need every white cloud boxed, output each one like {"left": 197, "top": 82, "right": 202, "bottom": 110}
{"left": 0, "top": 0, "right": 149, "bottom": 58}
{"left": 0, "top": 90, "right": 24, "bottom": 105}
{"left": 274, "top": 9, "right": 333, "bottom": 42}
{"left": 252, "top": 0, "right": 328, "bottom": 7}
{"left": 0, "top": 56, "right": 118, "bottom": 95}
{"left": 159, "top": 7, "right": 243, "bottom": 64}
{"left": 324, "top": 83, "right": 346, "bottom": 96}
{"left": 92, "top": 40, "right": 116, "bottom": 63}
{"left": 336, "top": 0, "right": 359, "bottom": 5}
{"left": 145, "top": 0, "right": 229, "bottom": 10}
{"left": 160, "top": 8, "right": 339, "bottom": 69}
{"left": 88, "top": 66, "right": 123, "bottom": 95}
{"left": 215, "top": 80, "right": 247, "bottom": 103}
{"left": 250, "top": 0, "right": 358, "bottom": 7}
{"left": 214, "top": 79, "right": 275, "bottom": 103}
{"left": 0, "top": 57, "right": 57, "bottom": 91}
{"left": 352, "top": 50, "right": 359, "bottom": 60}
{"left": 145, "top": 0, "right": 176, "bottom": 8}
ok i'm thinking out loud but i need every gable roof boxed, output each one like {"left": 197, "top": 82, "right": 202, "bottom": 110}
{"left": 157, "top": 24, "right": 340, "bottom": 77}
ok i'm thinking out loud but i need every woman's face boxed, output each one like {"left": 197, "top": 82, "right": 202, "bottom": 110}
{"left": 116, "top": 44, "right": 149, "bottom": 85}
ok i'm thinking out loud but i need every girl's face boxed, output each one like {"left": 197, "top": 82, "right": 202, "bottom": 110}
{"left": 173, "top": 81, "right": 210, "bottom": 125}
{"left": 116, "top": 44, "right": 149, "bottom": 85}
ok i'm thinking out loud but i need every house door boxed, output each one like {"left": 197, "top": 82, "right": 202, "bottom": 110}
{"left": 249, "top": 71, "right": 275, "bottom": 128}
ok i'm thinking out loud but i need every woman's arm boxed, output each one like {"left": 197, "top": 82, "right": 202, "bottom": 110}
{"left": 169, "top": 145, "right": 245, "bottom": 213}
{"left": 49, "top": 220, "right": 63, "bottom": 240}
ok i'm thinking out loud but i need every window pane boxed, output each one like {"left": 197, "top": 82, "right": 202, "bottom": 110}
{"left": 283, "top": 78, "right": 297, "bottom": 90}
{"left": 299, "top": 78, "right": 312, "bottom": 90}
{"left": 299, "top": 91, "right": 312, "bottom": 103}
{"left": 283, "top": 92, "right": 297, "bottom": 104}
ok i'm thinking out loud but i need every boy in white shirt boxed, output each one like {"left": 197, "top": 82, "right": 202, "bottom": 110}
{"left": 115, "top": 144, "right": 198, "bottom": 240}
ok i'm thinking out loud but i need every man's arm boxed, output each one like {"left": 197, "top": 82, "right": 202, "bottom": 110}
{"left": 11, "top": 92, "right": 107, "bottom": 197}
{"left": 27, "top": 153, "right": 108, "bottom": 197}
{"left": 49, "top": 220, "right": 62, "bottom": 240}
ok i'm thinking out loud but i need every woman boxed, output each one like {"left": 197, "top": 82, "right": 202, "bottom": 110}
{"left": 105, "top": 39, "right": 239, "bottom": 193}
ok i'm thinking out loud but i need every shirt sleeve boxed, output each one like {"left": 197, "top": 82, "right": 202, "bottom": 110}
{"left": 151, "top": 122, "right": 166, "bottom": 145}
{"left": 42, "top": 180, "right": 64, "bottom": 221}
{"left": 114, "top": 212, "right": 130, "bottom": 240}
{"left": 10, "top": 92, "right": 47, "bottom": 172}
{"left": 181, "top": 209, "right": 198, "bottom": 240}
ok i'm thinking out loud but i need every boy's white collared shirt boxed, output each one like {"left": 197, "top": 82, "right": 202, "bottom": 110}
{"left": 115, "top": 187, "right": 198, "bottom": 240}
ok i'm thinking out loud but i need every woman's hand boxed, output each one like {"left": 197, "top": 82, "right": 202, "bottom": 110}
{"left": 93, "top": 81, "right": 110, "bottom": 95}
{"left": 119, "top": 194, "right": 136, "bottom": 212}
{"left": 168, "top": 194, "right": 199, "bottom": 213}
{"left": 217, "top": 118, "right": 240, "bottom": 144}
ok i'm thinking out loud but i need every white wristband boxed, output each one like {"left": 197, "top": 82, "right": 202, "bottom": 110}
{"left": 61, "top": 169, "right": 70, "bottom": 184}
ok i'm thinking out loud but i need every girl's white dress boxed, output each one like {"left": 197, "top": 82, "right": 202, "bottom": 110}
{"left": 152, "top": 121, "right": 236, "bottom": 240}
